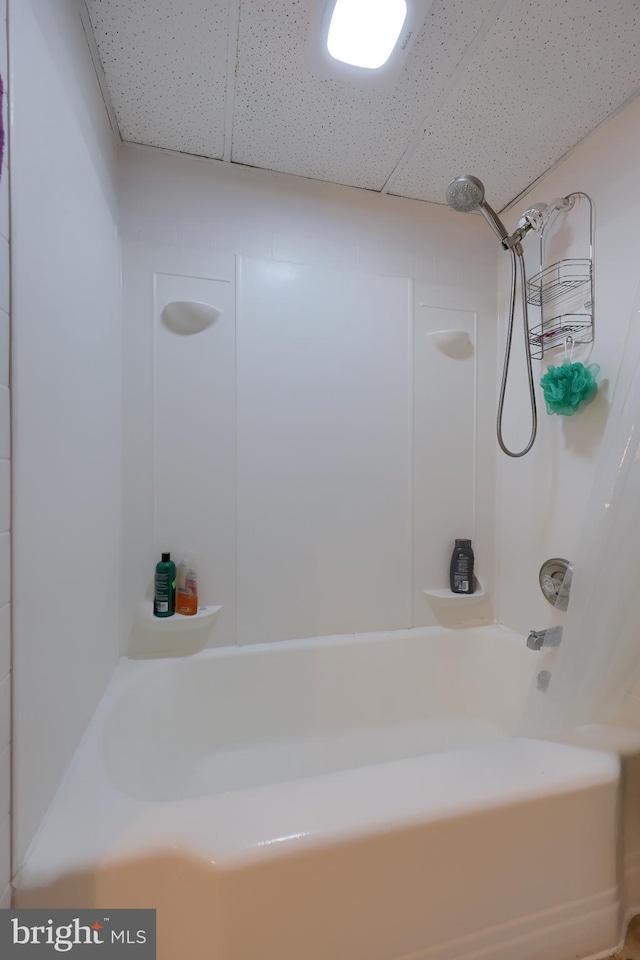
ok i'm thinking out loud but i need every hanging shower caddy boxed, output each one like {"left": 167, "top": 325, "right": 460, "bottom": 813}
{"left": 526, "top": 192, "right": 594, "bottom": 359}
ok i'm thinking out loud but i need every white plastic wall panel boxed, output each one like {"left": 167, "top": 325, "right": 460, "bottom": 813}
{"left": 412, "top": 299, "right": 476, "bottom": 619}
{"left": 84, "top": 0, "right": 229, "bottom": 158}
{"left": 154, "top": 273, "right": 237, "bottom": 646}
{"left": 391, "top": 0, "right": 640, "bottom": 209}
{"left": 232, "top": 0, "right": 498, "bottom": 190}
{"left": 236, "top": 258, "right": 411, "bottom": 645}
{"left": 11, "top": 0, "right": 122, "bottom": 867}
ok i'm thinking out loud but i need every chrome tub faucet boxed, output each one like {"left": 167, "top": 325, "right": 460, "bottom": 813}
{"left": 527, "top": 625, "right": 563, "bottom": 650}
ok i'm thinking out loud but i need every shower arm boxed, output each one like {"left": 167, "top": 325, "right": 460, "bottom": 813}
{"left": 502, "top": 220, "right": 536, "bottom": 252}
{"left": 478, "top": 201, "right": 535, "bottom": 253}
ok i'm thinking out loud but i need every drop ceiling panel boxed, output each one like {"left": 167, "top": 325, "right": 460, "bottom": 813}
{"left": 84, "top": 0, "right": 230, "bottom": 158}
{"left": 84, "top": 0, "right": 640, "bottom": 205}
{"left": 231, "top": 0, "right": 499, "bottom": 191}
{"left": 390, "top": 0, "right": 640, "bottom": 209}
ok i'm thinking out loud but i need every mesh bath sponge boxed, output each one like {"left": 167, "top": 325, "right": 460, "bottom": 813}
{"left": 540, "top": 360, "right": 600, "bottom": 416}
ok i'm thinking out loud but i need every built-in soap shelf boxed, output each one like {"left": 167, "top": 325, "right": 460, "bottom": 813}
{"left": 423, "top": 577, "right": 485, "bottom": 606}
{"left": 426, "top": 329, "right": 473, "bottom": 360}
{"left": 136, "top": 601, "right": 222, "bottom": 632}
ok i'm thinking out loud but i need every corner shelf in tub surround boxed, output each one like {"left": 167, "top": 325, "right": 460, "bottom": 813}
{"left": 137, "top": 601, "right": 222, "bottom": 632}
{"left": 423, "top": 577, "right": 486, "bottom": 606}
{"left": 129, "top": 602, "right": 224, "bottom": 658}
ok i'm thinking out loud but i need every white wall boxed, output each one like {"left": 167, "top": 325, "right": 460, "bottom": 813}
{"left": 9, "top": 0, "right": 121, "bottom": 866}
{"left": 120, "top": 148, "right": 498, "bottom": 650}
{"left": 236, "top": 261, "right": 412, "bottom": 645}
{"left": 495, "top": 95, "right": 640, "bottom": 637}
{"left": 0, "top": 0, "right": 10, "bottom": 911}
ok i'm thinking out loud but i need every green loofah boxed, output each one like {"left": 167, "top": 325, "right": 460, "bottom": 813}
{"left": 540, "top": 361, "right": 600, "bottom": 416}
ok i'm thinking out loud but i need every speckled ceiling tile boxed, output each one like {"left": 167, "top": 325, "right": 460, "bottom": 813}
{"left": 231, "top": 0, "right": 498, "bottom": 191}
{"left": 84, "top": 0, "right": 640, "bottom": 205}
{"left": 84, "top": 0, "right": 230, "bottom": 158}
{"left": 389, "top": 0, "right": 640, "bottom": 209}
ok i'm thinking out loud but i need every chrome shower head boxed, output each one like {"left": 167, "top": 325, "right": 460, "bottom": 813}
{"left": 518, "top": 196, "right": 574, "bottom": 234}
{"left": 445, "top": 174, "right": 510, "bottom": 245}
{"left": 445, "top": 174, "right": 486, "bottom": 213}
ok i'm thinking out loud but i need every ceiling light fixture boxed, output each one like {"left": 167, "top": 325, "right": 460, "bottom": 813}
{"left": 307, "top": 0, "right": 433, "bottom": 90}
{"left": 327, "top": 0, "right": 408, "bottom": 70}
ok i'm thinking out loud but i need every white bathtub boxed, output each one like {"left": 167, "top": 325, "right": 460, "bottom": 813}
{"left": 17, "top": 625, "right": 621, "bottom": 960}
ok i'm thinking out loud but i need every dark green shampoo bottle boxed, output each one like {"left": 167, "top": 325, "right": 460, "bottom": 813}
{"left": 154, "top": 552, "right": 176, "bottom": 617}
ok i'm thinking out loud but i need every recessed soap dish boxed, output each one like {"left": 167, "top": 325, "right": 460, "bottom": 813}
{"left": 161, "top": 300, "right": 221, "bottom": 335}
{"left": 426, "top": 330, "right": 474, "bottom": 360}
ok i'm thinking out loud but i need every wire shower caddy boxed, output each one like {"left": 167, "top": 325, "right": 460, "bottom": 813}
{"left": 526, "top": 192, "right": 594, "bottom": 360}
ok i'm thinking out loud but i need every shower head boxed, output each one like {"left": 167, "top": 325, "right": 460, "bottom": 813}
{"left": 445, "top": 174, "right": 510, "bottom": 245}
{"left": 445, "top": 174, "right": 486, "bottom": 213}
{"left": 518, "top": 196, "right": 574, "bottom": 234}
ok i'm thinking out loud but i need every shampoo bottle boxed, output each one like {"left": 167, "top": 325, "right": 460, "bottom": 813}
{"left": 154, "top": 552, "right": 176, "bottom": 617}
{"left": 176, "top": 552, "right": 198, "bottom": 616}
{"left": 450, "top": 539, "right": 475, "bottom": 594}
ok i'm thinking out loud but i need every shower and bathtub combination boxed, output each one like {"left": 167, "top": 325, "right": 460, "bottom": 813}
{"left": 15, "top": 626, "right": 623, "bottom": 960}
{"left": 13, "top": 173, "right": 640, "bottom": 960}
{"left": 8, "top": 1, "right": 640, "bottom": 957}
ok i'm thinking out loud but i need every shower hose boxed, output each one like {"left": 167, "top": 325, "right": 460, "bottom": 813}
{"left": 497, "top": 246, "right": 537, "bottom": 458}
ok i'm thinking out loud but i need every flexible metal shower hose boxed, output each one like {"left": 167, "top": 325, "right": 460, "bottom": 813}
{"left": 497, "top": 247, "right": 537, "bottom": 457}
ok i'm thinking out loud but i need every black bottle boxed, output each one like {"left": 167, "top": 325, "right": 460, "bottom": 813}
{"left": 450, "top": 539, "right": 475, "bottom": 594}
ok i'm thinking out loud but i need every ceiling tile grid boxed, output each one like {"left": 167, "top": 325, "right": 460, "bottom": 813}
{"left": 85, "top": 0, "right": 230, "bottom": 158}
{"left": 84, "top": 0, "right": 640, "bottom": 208}
{"left": 389, "top": 0, "right": 640, "bottom": 209}
{"left": 231, "top": 0, "right": 499, "bottom": 191}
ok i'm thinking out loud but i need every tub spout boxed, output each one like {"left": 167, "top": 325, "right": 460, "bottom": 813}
{"left": 527, "top": 626, "right": 563, "bottom": 650}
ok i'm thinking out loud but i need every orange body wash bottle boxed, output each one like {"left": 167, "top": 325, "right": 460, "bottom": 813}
{"left": 176, "top": 553, "right": 198, "bottom": 615}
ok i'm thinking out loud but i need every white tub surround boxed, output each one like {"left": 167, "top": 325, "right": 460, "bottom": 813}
{"left": 121, "top": 149, "right": 499, "bottom": 653}
{"left": 9, "top": 0, "right": 122, "bottom": 866}
{"left": 17, "top": 626, "right": 620, "bottom": 960}
{"left": 129, "top": 601, "right": 223, "bottom": 657}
